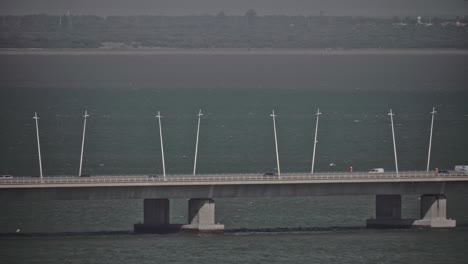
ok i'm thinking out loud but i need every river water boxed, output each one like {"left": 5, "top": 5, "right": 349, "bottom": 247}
{"left": 0, "top": 52, "right": 467, "bottom": 263}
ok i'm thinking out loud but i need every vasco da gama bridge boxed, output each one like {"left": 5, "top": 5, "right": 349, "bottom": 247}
{"left": 1, "top": 172, "right": 467, "bottom": 233}
{"left": 1, "top": 108, "right": 467, "bottom": 233}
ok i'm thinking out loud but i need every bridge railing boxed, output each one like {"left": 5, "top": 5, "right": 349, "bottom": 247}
{"left": 1, "top": 171, "right": 467, "bottom": 185}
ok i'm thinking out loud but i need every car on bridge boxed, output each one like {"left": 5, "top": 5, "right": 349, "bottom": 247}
{"left": 0, "top": 175, "right": 13, "bottom": 179}
{"left": 263, "top": 172, "right": 277, "bottom": 178}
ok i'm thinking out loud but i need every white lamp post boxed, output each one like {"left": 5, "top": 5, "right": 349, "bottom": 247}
{"left": 156, "top": 111, "right": 166, "bottom": 180}
{"left": 388, "top": 109, "right": 399, "bottom": 175}
{"left": 426, "top": 107, "right": 437, "bottom": 172}
{"left": 78, "top": 110, "right": 89, "bottom": 176}
{"left": 193, "top": 109, "right": 203, "bottom": 175}
{"left": 311, "top": 108, "right": 322, "bottom": 174}
{"left": 33, "top": 112, "right": 43, "bottom": 182}
{"left": 271, "top": 110, "right": 281, "bottom": 178}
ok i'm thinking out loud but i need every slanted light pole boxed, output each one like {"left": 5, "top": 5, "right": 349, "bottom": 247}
{"left": 78, "top": 110, "right": 89, "bottom": 176}
{"left": 388, "top": 109, "right": 399, "bottom": 175}
{"left": 156, "top": 111, "right": 166, "bottom": 180}
{"left": 33, "top": 112, "right": 43, "bottom": 182}
{"left": 311, "top": 108, "right": 322, "bottom": 174}
{"left": 193, "top": 109, "right": 203, "bottom": 175}
{"left": 427, "top": 107, "right": 437, "bottom": 172}
{"left": 271, "top": 110, "right": 281, "bottom": 178}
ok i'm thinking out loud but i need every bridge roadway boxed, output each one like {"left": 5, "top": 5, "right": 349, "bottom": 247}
{"left": 1, "top": 171, "right": 467, "bottom": 232}
{"left": 1, "top": 171, "right": 468, "bottom": 198}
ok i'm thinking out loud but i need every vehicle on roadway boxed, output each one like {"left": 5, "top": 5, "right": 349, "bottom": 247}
{"left": 455, "top": 165, "right": 468, "bottom": 174}
{"left": 369, "top": 168, "right": 384, "bottom": 173}
{"left": 0, "top": 175, "right": 13, "bottom": 179}
{"left": 263, "top": 172, "right": 277, "bottom": 177}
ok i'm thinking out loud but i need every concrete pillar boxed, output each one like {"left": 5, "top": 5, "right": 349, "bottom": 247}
{"left": 134, "top": 199, "right": 181, "bottom": 233}
{"left": 421, "top": 194, "right": 446, "bottom": 219}
{"left": 188, "top": 198, "right": 216, "bottom": 225}
{"left": 143, "top": 199, "right": 169, "bottom": 225}
{"left": 367, "top": 194, "right": 456, "bottom": 228}
{"left": 375, "top": 195, "right": 401, "bottom": 220}
{"left": 413, "top": 194, "right": 456, "bottom": 228}
{"left": 182, "top": 198, "right": 224, "bottom": 233}
{"left": 367, "top": 195, "right": 414, "bottom": 228}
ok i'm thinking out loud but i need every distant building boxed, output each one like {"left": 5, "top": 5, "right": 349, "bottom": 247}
{"left": 416, "top": 16, "right": 433, "bottom": 26}
{"left": 392, "top": 22, "right": 407, "bottom": 27}
{"left": 441, "top": 21, "right": 466, "bottom": 27}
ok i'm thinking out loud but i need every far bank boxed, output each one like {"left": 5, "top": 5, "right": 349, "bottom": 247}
{"left": 1, "top": 48, "right": 468, "bottom": 56}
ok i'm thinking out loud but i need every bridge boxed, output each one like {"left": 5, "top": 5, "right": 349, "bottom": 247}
{"left": 1, "top": 171, "right": 467, "bottom": 233}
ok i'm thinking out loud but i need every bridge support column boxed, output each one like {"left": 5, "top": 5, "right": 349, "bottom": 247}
{"left": 367, "top": 194, "right": 456, "bottom": 228}
{"left": 182, "top": 198, "right": 224, "bottom": 233}
{"left": 143, "top": 198, "right": 169, "bottom": 225}
{"left": 134, "top": 199, "right": 182, "bottom": 233}
{"left": 375, "top": 194, "right": 401, "bottom": 219}
{"left": 413, "top": 194, "right": 456, "bottom": 228}
{"left": 367, "top": 195, "right": 412, "bottom": 227}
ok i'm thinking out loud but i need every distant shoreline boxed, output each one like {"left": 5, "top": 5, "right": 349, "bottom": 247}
{"left": 1, "top": 48, "right": 468, "bottom": 56}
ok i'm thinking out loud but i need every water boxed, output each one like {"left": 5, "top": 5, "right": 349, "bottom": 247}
{"left": 2, "top": 229, "right": 468, "bottom": 264}
{"left": 0, "top": 52, "right": 468, "bottom": 263}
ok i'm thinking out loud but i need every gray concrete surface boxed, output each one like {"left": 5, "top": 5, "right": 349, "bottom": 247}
{"left": 367, "top": 194, "right": 456, "bottom": 228}
{"left": 182, "top": 198, "right": 224, "bottom": 232}
{"left": 1, "top": 180, "right": 467, "bottom": 201}
{"left": 134, "top": 198, "right": 224, "bottom": 233}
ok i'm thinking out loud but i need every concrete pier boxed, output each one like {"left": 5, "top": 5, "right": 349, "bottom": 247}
{"left": 134, "top": 198, "right": 224, "bottom": 233}
{"left": 375, "top": 195, "right": 401, "bottom": 220}
{"left": 181, "top": 198, "right": 224, "bottom": 233}
{"left": 134, "top": 199, "right": 182, "bottom": 233}
{"left": 367, "top": 194, "right": 456, "bottom": 228}
{"left": 366, "top": 195, "right": 413, "bottom": 227}
{"left": 143, "top": 199, "right": 169, "bottom": 225}
{"left": 413, "top": 194, "right": 456, "bottom": 228}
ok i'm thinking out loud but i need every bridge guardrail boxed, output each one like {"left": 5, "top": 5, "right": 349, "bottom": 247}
{"left": 1, "top": 171, "right": 467, "bottom": 185}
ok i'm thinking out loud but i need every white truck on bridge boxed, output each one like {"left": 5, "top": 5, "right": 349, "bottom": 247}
{"left": 455, "top": 165, "right": 468, "bottom": 174}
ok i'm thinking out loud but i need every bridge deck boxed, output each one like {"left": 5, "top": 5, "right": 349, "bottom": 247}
{"left": 1, "top": 171, "right": 467, "bottom": 188}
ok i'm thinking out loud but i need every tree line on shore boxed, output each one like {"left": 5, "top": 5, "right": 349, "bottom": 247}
{"left": 0, "top": 12, "right": 467, "bottom": 49}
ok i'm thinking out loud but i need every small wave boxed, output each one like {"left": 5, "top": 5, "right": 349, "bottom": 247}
{"left": 225, "top": 226, "right": 367, "bottom": 234}
{"left": 0, "top": 231, "right": 132, "bottom": 238}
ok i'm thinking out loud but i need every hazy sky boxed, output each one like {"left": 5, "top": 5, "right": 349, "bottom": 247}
{"left": 1, "top": 0, "right": 467, "bottom": 16}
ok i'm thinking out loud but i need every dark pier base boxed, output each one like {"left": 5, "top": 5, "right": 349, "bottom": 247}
{"left": 134, "top": 224, "right": 224, "bottom": 234}
{"left": 366, "top": 194, "right": 456, "bottom": 228}
{"left": 134, "top": 198, "right": 224, "bottom": 234}
{"left": 134, "top": 224, "right": 183, "bottom": 234}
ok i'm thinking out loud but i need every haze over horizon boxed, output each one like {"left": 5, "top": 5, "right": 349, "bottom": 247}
{"left": 1, "top": 0, "right": 467, "bottom": 17}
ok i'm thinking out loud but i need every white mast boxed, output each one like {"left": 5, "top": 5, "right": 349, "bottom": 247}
{"left": 193, "top": 109, "right": 203, "bottom": 175}
{"left": 78, "top": 110, "right": 89, "bottom": 176}
{"left": 156, "top": 111, "right": 166, "bottom": 180}
{"left": 33, "top": 112, "right": 43, "bottom": 182}
{"left": 271, "top": 110, "right": 281, "bottom": 178}
{"left": 426, "top": 107, "right": 437, "bottom": 172}
{"left": 311, "top": 108, "right": 322, "bottom": 174}
{"left": 388, "top": 109, "right": 399, "bottom": 175}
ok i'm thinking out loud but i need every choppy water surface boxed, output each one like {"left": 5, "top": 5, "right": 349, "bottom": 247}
{"left": 2, "top": 229, "right": 468, "bottom": 264}
{"left": 0, "top": 53, "right": 467, "bottom": 263}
